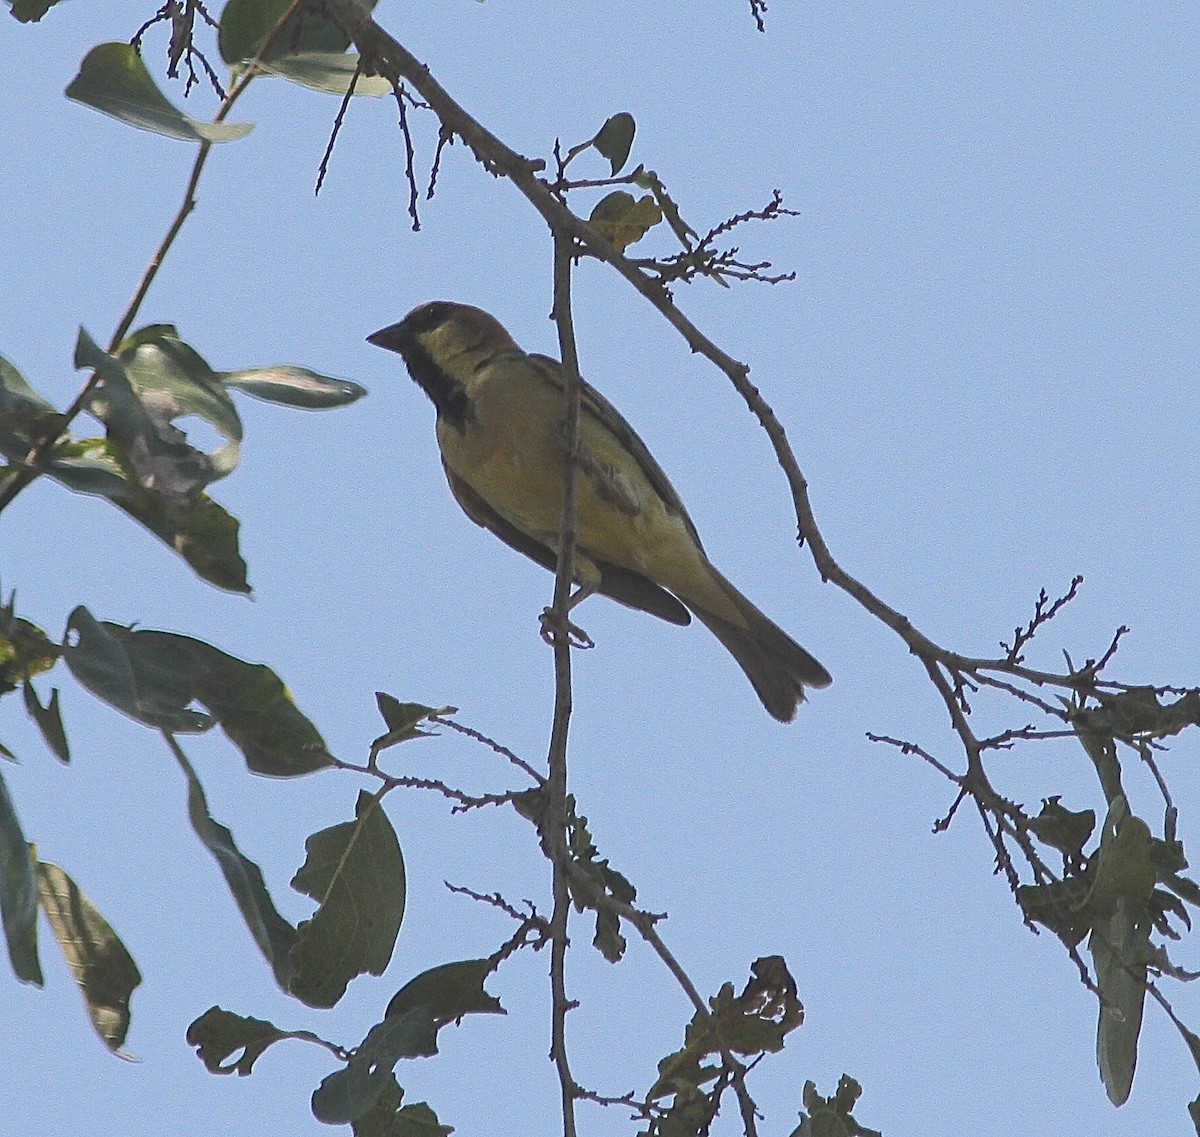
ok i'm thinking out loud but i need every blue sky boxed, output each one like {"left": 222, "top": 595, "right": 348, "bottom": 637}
{"left": 2, "top": 2, "right": 1198, "bottom": 1134}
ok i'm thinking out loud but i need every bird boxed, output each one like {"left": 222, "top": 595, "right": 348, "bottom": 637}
{"left": 367, "top": 301, "right": 831, "bottom": 721}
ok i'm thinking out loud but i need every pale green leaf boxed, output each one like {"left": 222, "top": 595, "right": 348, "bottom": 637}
{"left": 221, "top": 365, "right": 366, "bottom": 409}
{"left": 311, "top": 1009, "right": 437, "bottom": 1124}
{"left": 589, "top": 191, "right": 662, "bottom": 253}
{"left": 259, "top": 52, "right": 391, "bottom": 96}
{"left": 37, "top": 859, "right": 141, "bottom": 1050}
{"left": 66, "top": 43, "right": 252, "bottom": 143}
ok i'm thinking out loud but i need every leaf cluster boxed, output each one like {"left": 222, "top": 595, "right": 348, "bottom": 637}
{"left": 642, "top": 956, "right": 804, "bottom": 1137}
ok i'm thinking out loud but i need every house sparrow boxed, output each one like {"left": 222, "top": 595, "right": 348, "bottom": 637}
{"left": 368, "top": 301, "right": 830, "bottom": 721}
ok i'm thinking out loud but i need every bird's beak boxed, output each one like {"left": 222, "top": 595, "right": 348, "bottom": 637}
{"left": 366, "top": 323, "right": 406, "bottom": 351}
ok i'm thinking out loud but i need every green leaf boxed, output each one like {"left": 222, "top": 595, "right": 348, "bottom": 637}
{"left": 289, "top": 791, "right": 405, "bottom": 1007}
{"left": 258, "top": 52, "right": 392, "bottom": 96}
{"left": 588, "top": 191, "right": 662, "bottom": 253}
{"left": 115, "top": 489, "right": 249, "bottom": 592}
{"left": 385, "top": 959, "right": 504, "bottom": 1022}
{"left": 371, "top": 694, "right": 440, "bottom": 759}
{"left": 186, "top": 1006, "right": 290, "bottom": 1075}
{"left": 5, "top": 0, "right": 65, "bottom": 23}
{"left": 36, "top": 859, "right": 141, "bottom": 1050}
{"left": 0, "top": 357, "right": 53, "bottom": 409}
{"left": 0, "top": 771, "right": 42, "bottom": 985}
{"left": 311, "top": 1009, "right": 438, "bottom": 1124}
{"left": 350, "top": 1075, "right": 453, "bottom": 1137}
{"left": 72, "top": 328, "right": 265, "bottom": 587}
{"left": 565, "top": 798, "right": 636, "bottom": 961}
{"left": 64, "top": 614, "right": 331, "bottom": 774}
{"left": 0, "top": 352, "right": 58, "bottom": 423}
{"left": 0, "top": 356, "right": 136, "bottom": 500}
{"left": 1094, "top": 687, "right": 1200, "bottom": 738}
{"left": 183, "top": 636, "right": 334, "bottom": 775}
{"left": 173, "top": 746, "right": 297, "bottom": 987}
{"left": 791, "top": 1075, "right": 881, "bottom": 1137}
{"left": 63, "top": 607, "right": 214, "bottom": 733}
{"left": 1092, "top": 897, "right": 1151, "bottom": 1106}
{"left": 591, "top": 112, "right": 636, "bottom": 175}
{"left": 1015, "top": 874, "right": 1092, "bottom": 948}
{"left": 218, "top": 0, "right": 378, "bottom": 65}
{"left": 0, "top": 354, "right": 64, "bottom": 477}
{"left": 44, "top": 437, "right": 135, "bottom": 499}
{"left": 221, "top": 365, "right": 367, "bottom": 409}
{"left": 388, "top": 1102, "right": 453, "bottom": 1137}
{"left": 375, "top": 694, "right": 440, "bottom": 733}
{"left": 65, "top": 43, "right": 253, "bottom": 143}
{"left": 1029, "top": 796, "right": 1095, "bottom": 860}
{"left": 651, "top": 958, "right": 804, "bottom": 1106}
{"left": 77, "top": 327, "right": 232, "bottom": 500}
{"left": 0, "top": 607, "right": 58, "bottom": 693}
{"left": 118, "top": 325, "right": 244, "bottom": 483}
{"left": 22, "top": 682, "right": 69, "bottom": 762}
{"left": 1167, "top": 874, "right": 1200, "bottom": 908}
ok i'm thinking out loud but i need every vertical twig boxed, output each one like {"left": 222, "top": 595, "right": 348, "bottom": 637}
{"left": 544, "top": 228, "right": 585, "bottom": 1137}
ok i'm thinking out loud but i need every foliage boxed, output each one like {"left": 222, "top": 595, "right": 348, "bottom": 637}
{"left": 2, "top": 1, "right": 1197, "bottom": 1135}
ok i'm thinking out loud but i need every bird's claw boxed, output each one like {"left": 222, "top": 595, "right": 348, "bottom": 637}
{"left": 540, "top": 607, "right": 595, "bottom": 649}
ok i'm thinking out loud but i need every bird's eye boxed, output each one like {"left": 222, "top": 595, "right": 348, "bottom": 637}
{"left": 408, "top": 301, "right": 454, "bottom": 333}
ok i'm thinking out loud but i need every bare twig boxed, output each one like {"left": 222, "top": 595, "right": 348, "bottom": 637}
{"left": 315, "top": 55, "right": 362, "bottom": 196}
{"left": 541, "top": 227, "right": 587, "bottom": 1137}
{"left": 1001, "top": 576, "right": 1084, "bottom": 663}
{"left": 329, "top": 754, "right": 526, "bottom": 810}
{"left": 433, "top": 714, "right": 547, "bottom": 785}
{"left": 390, "top": 82, "right": 422, "bottom": 229}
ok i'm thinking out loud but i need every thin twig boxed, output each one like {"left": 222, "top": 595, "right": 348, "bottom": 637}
{"left": 620, "top": 902, "right": 761, "bottom": 1137}
{"left": 329, "top": 755, "right": 525, "bottom": 809}
{"left": 542, "top": 227, "right": 586, "bottom": 1137}
{"left": 433, "top": 714, "right": 547, "bottom": 784}
{"left": 315, "top": 54, "right": 362, "bottom": 195}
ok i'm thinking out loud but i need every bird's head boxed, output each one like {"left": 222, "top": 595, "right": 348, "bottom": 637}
{"left": 369, "top": 301, "right": 516, "bottom": 378}
{"left": 368, "top": 302, "right": 517, "bottom": 430}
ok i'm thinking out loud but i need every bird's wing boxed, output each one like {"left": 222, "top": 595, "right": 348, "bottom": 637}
{"left": 443, "top": 461, "right": 691, "bottom": 626}
{"left": 528, "top": 354, "right": 707, "bottom": 553}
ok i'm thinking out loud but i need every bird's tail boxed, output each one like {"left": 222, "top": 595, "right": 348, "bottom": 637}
{"left": 690, "top": 570, "right": 831, "bottom": 723}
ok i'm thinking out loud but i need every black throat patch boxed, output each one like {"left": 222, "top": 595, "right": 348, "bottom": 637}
{"left": 398, "top": 336, "right": 473, "bottom": 433}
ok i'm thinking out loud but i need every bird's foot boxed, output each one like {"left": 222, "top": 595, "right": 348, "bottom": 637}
{"left": 539, "top": 607, "right": 595, "bottom": 649}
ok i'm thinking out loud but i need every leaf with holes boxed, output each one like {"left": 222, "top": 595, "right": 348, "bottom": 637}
{"left": 187, "top": 1006, "right": 291, "bottom": 1075}
{"left": 589, "top": 191, "right": 662, "bottom": 253}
